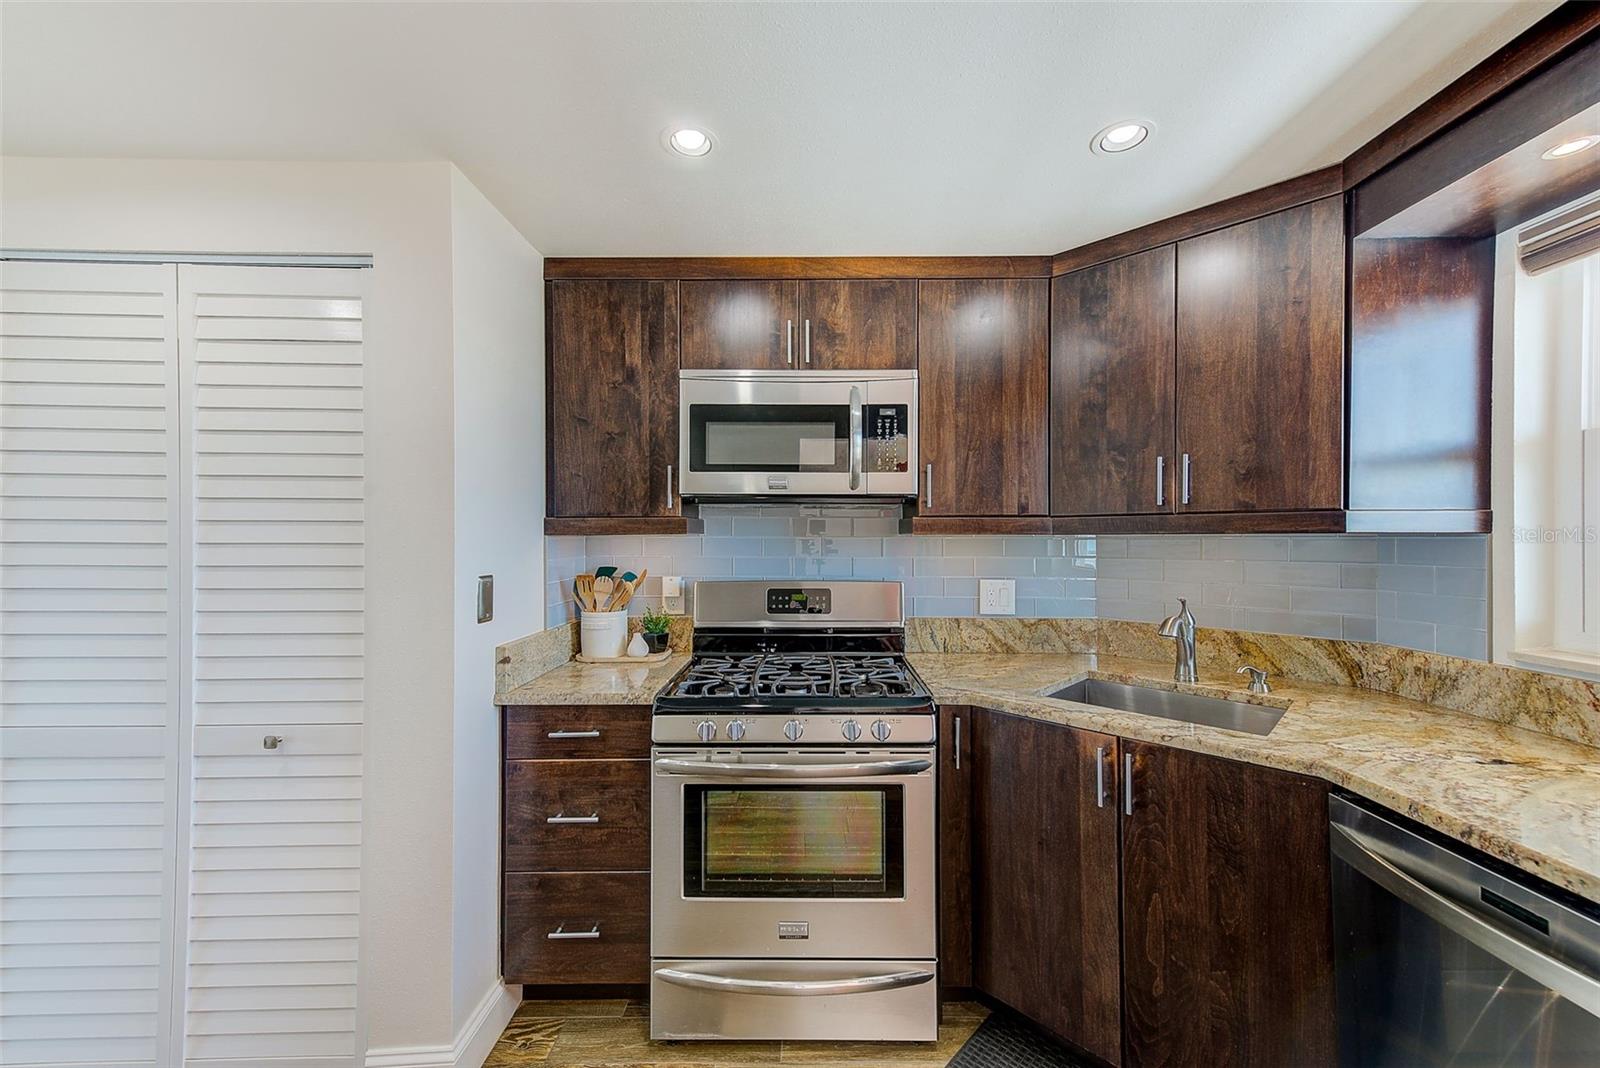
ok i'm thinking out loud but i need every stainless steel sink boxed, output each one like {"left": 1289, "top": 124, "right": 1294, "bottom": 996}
{"left": 1048, "top": 678, "right": 1286, "bottom": 736}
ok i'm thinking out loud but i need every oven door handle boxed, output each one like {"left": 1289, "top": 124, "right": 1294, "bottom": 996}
{"left": 654, "top": 966, "right": 935, "bottom": 997}
{"left": 653, "top": 757, "right": 932, "bottom": 778}
{"left": 1331, "top": 823, "right": 1600, "bottom": 1017}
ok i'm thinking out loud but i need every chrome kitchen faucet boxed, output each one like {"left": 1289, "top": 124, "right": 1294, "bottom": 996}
{"left": 1158, "top": 598, "right": 1199, "bottom": 684}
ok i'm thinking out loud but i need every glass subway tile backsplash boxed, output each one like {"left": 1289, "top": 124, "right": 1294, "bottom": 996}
{"left": 543, "top": 504, "right": 1491, "bottom": 660}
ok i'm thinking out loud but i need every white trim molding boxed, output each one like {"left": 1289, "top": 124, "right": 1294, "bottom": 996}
{"left": 365, "top": 983, "right": 521, "bottom": 1068}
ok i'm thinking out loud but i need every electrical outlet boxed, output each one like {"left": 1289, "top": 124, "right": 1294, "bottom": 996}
{"left": 979, "top": 578, "right": 1015, "bottom": 615}
{"left": 661, "top": 575, "right": 685, "bottom": 615}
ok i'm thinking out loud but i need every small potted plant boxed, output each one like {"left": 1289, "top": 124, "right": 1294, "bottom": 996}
{"left": 639, "top": 606, "right": 672, "bottom": 654}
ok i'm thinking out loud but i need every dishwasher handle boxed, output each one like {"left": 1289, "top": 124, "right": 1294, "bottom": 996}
{"left": 1331, "top": 822, "right": 1600, "bottom": 1018}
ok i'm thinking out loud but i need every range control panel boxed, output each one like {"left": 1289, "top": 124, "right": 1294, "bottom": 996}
{"left": 865, "top": 404, "right": 910, "bottom": 473}
{"left": 766, "top": 587, "right": 832, "bottom": 615}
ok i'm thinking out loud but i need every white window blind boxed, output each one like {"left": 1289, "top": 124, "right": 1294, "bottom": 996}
{"left": 1, "top": 260, "right": 366, "bottom": 1068}
{"left": 1, "top": 261, "right": 182, "bottom": 1067}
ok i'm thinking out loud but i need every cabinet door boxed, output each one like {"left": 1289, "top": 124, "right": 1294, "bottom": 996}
{"left": 1175, "top": 197, "right": 1344, "bottom": 512}
{"left": 548, "top": 280, "right": 679, "bottom": 516}
{"left": 918, "top": 279, "right": 1049, "bottom": 515}
{"left": 1120, "top": 741, "right": 1335, "bottom": 1068}
{"left": 680, "top": 279, "right": 799, "bottom": 369}
{"left": 937, "top": 705, "right": 973, "bottom": 988}
{"left": 973, "top": 709, "right": 1121, "bottom": 1064}
{"left": 799, "top": 279, "right": 916, "bottom": 369}
{"left": 1051, "top": 247, "right": 1176, "bottom": 516}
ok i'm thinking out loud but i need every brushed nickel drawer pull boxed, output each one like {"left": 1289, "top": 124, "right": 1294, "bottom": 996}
{"left": 546, "top": 729, "right": 601, "bottom": 739}
{"left": 1123, "top": 751, "right": 1135, "bottom": 815}
{"left": 1094, "top": 745, "right": 1107, "bottom": 808}
{"left": 546, "top": 812, "right": 600, "bottom": 825}
{"left": 547, "top": 924, "right": 600, "bottom": 940}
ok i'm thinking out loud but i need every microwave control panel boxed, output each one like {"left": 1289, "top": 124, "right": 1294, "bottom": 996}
{"left": 865, "top": 404, "right": 910, "bottom": 473}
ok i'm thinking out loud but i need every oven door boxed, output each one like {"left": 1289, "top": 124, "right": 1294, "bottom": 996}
{"left": 678, "top": 369, "right": 917, "bottom": 497}
{"left": 651, "top": 747, "right": 936, "bottom": 959}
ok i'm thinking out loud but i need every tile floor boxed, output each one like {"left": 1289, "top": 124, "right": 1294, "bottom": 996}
{"left": 484, "top": 998, "right": 991, "bottom": 1067}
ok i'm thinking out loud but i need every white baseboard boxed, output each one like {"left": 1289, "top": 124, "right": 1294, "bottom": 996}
{"left": 366, "top": 982, "right": 521, "bottom": 1068}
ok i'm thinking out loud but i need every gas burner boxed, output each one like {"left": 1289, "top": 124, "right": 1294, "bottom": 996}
{"left": 662, "top": 651, "right": 926, "bottom": 707}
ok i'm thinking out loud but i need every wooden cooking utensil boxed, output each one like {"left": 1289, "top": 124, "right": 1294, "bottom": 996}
{"left": 592, "top": 574, "right": 615, "bottom": 609}
{"left": 574, "top": 573, "right": 596, "bottom": 611}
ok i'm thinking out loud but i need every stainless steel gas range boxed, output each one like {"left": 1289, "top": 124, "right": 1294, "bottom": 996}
{"left": 649, "top": 580, "right": 938, "bottom": 1042}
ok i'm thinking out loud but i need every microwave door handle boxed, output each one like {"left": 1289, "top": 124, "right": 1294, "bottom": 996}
{"left": 848, "top": 385, "right": 864, "bottom": 491}
{"left": 1330, "top": 824, "right": 1600, "bottom": 1017}
{"left": 653, "top": 757, "right": 932, "bottom": 778}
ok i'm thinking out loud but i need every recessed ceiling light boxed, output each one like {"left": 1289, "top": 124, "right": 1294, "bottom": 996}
{"left": 667, "top": 127, "right": 713, "bottom": 157}
{"left": 1091, "top": 120, "right": 1153, "bottom": 155}
{"left": 1541, "top": 134, "right": 1600, "bottom": 160}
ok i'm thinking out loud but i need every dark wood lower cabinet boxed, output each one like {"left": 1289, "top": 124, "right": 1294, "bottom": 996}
{"left": 503, "top": 872, "right": 650, "bottom": 983}
{"left": 937, "top": 705, "right": 973, "bottom": 989}
{"left": 1119, "top": 740, "right": 1336, "bottom": 1068}
{"left": 972, "top": 708, "right": 1123, "bottom": 1066}
{"left": 503, "top": 759, "right": 649, "bottom": 872}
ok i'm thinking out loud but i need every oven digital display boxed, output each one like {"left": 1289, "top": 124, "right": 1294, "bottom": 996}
{"left": 766, "top": 588, "right": 831, "bottom": 615}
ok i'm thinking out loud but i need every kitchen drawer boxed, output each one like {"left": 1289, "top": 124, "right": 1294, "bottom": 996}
{"left": 503, "top": 872, "right": 649, "bottom": 984}
{"left": 504, "top": 759, "right": 649, "bottom": 872}
{"left": 503, "top": 704, "right": 651, "bottom": 760}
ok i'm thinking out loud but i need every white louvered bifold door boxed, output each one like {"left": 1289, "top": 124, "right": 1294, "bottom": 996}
{"left": 0, "top": 261, "right": 183, "bottom": 1067}
{"left": 177, "top": 265, "right": 364, "bottom": 1068}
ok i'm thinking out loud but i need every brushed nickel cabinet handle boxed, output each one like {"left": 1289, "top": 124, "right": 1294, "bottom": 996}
{"left": 924, "top": 464, "right": 934, "bottom": 508}
{"left": 1180, "top": 453, "right": 1192, "bottom": 506}
{"left": 547, "top": 924, "right": 600, "bottom": 940}
{"left": 1123, "top": 751, "right": 1135, "bottom": 815}
{"left": 1094, "top": 745, "right": 1107, "bottom": 808}
{"left": 786, "top": 319, "right": 794, "bottom": 365}
{"left": 546, "top": 812, "right": 600, "bottom": 825}
{"left": 804, "top": 318, "right": 812, "bottom": 364}
{"left": 1155, "top": 455, "right": 1165, "bottom": 507}
{"left": 666, "top": 464, "right": 674, "bottom": 510}
{"left": 546, "top": 729, "right": 601, "bottom": 739}
{"left": 953, "top": 716, "right": 962, "bottom": 771}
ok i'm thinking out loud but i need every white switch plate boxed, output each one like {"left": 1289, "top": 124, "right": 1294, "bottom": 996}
{"left": 661, "top": 575, "right": 685, "bottom": 615}
{"left": 979, "top": 578, "right": 1015, "bottom": 615}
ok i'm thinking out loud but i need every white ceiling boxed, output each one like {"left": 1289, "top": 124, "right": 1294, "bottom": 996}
{"left": 0, "top": 1, "right": 1558, "bottom": 256}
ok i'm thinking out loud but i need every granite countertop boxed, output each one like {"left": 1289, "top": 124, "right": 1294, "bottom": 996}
{"left": 492, "top": 646, "right": 1600, "bottom": 902}
{"left": 912, "top": 652, "right": 1600, "bottom": 904}
{"left": 495, "top": 654, "right": 689, "bottom": 706}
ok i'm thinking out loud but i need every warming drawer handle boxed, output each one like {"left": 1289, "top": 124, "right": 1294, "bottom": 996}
{"left": 653, "top": 966, "right": 935, "bottom": 997}
{"left": 652, "top": 757, "right": 932, "bottom": 779}
{"left": 1330, "top": 823, "right": 1600, "bottom": 1018}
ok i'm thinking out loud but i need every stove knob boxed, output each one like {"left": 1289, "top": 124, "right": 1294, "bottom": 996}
{"left": 726, "top": 720, "right": 746, "bottom": 742}
{"left": 783, "top": 719, "right": 805, "bottom": 742}
{"left": 870, "top": 719, "right": 892, "bottom": 742}
{"left": 841, "top": 720, "right": 863, "bottom": 742}
{"left": 695, "top": 720, "right": 717, "bottom": 743}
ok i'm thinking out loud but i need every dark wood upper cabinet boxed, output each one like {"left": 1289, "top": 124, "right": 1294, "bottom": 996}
{"left": 973, "top": 708, "right": 1122, "bottom": 1065}
{"left": 1175, "top": 197, "right": 1345, "bottom": 513}
{"left": 680, "top": 279, "right": 799, "bottom": 369}
{"left": 1120, "top": 740, "right": 1335, "bottom": 1068}
{"left": 918, "top": 279, "right": 1049, "bottom": 516}
{"left": 1051, "top": 246, "right": 1177, "bottom": 516}
{"left": 798, "top": 279, "right": 917, "bottom": 369}
{"left": 547, "top": 280, "right": 679, "bottom": 517}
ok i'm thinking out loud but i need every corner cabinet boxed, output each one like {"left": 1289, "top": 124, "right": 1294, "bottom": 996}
{"left": 547, "top": 280, "right": 682, "bottom": 520}
{"left": 1050, "top": 197, "right": 1346, "bottom": 522}
{"left": 962, "top": 710, "right": 1335, "bottom": 1067}
{"left": 916, "top": 279, "right": 1049, "bottom": 520}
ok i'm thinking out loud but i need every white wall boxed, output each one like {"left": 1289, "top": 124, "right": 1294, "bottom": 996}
{"left": 447, "top": 171, "right": 543, "bottom": 1044}
{"left": 0, "top": 157, "right": 471, "bottom": 1060}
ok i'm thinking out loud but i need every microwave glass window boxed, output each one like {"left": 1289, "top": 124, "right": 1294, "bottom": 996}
{"left": 704, "top": 421, "right": 842, "bottom": 469}
{"left": 688, "top": 403, "right": 850, "bottom": 472}
{"left": 683, "top": 785, "right": 905, "bottom": 898}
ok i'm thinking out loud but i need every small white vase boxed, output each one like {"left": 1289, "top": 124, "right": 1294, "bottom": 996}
{"left": 627, "top": 632, "right": 649, "bottom": 658}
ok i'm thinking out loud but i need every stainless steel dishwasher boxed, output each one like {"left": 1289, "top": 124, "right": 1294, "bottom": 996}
{"left": 1330, "top": 793, "right": 1600, "bottom": 1067}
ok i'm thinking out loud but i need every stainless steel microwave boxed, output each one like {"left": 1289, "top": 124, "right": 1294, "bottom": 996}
{"left": 678, "top": 369, "right": 918, "bottom": 497}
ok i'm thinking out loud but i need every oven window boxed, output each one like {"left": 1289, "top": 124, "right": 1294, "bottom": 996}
{"left": 688, "top": 403, "right": 849, "bottom": 472}
{"left": 682, "top": 785, "right": 904, "bottom": 898}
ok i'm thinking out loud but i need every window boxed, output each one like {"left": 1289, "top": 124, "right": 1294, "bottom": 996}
{"left": 1500, "top": 221, "right": 1600, "bottom": 675}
